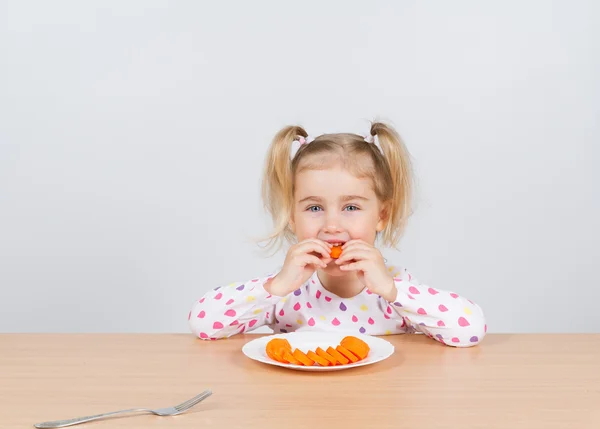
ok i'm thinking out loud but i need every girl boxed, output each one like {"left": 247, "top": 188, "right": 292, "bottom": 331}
{"left": 188, "top": 122, "right": 486, "bottom": 347}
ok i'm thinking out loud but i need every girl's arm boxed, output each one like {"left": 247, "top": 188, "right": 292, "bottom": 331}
{"left": 384, "top": 266, "right": 486, "bottom": 347}
{"left": 188, "top": 274, "right": 283, "bottom": 340}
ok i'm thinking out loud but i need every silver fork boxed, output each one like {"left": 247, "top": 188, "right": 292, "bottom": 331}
{"left": 33, "top": 390, "right": 212, "bottom": 428}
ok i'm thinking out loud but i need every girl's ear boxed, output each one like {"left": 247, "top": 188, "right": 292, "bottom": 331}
{"left": 376, "top": 201, "right": 391, "bottom": 232}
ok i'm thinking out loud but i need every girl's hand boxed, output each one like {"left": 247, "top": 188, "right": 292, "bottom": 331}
{"left": 335, "top": 239, "right": 397, "bottom": 302}
{"left": 265, "top": 239, "right": 332, "bottom": 297}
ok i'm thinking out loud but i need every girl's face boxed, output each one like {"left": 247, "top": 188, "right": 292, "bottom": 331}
{"left": 290, "top": 166, "right": 388, "bottom": 273}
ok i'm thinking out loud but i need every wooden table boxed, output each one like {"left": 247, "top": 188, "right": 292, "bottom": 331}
{"left": 1, "top": 334, "right": 599, "bottom": 428}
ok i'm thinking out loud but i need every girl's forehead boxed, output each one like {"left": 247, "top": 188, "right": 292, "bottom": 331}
{"left": 294, "top": 167, "right": 376, "bottom": 199}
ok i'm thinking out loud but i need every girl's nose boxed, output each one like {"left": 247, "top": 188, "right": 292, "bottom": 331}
{"left": 322, "top": 223, "right": 343, "bottom": 234}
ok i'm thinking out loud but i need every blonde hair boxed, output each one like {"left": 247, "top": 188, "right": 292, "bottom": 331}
{"left": 260, "top": 121, "right": 413, "bottom": 253}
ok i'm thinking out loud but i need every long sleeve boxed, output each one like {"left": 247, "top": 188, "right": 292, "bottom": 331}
{"left": 188, "top": 273, "right": 283, "bottom": 340}
{"left": 386, "top": 267, "right": 486, "bottom": 347}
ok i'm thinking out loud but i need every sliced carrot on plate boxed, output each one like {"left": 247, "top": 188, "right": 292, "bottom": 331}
{"left": 336, "top": 345, "right": 360, "bottom": 363}
{"left": 266, "top": 338, "right": 292, "bottom": 363}
{"left": 293, "top": 349, "right": 315, "bottom": 366}
{"left": 340, "top": 336, "right": 370, "bottom": 360}
{"left": 282, "top": 349, "right": 302, "bottom": 365}
{"left": 316, "top": 347, "right": 338, "bottom": 366}
{"left": 326, "top": 346, "right": 349, "bottom": 365}
{"left": 307, "top": 350, "right": 330, "bottom": 366}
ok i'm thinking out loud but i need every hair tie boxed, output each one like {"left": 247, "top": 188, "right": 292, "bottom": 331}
{"left": 365, "top": 133, "right": 384, "bottom": 155}
{"left": 290, "top": 135, "right": 314, "bottom": 160}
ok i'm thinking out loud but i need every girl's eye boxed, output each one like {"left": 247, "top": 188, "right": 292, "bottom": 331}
{"left": 307, "top": 205, "right": 322, "bottom": 212}
{"left": 344, "top": 205, "right": 360, "bottom": 211}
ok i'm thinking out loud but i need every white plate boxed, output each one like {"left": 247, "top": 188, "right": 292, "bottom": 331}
{"left": 242, "top": 332, "right": 395, "bottom": 371}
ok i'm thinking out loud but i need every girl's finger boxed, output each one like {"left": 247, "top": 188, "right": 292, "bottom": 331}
{"left": 335, "top": 249, "right": 373, "bottom": 265}
{"left": 339, "top": 261, "right": 367, "bottom": 272}
{"left": 296, "top": 240, "right": 331, "bottom": 260}
{"left": 301, "top": 254, "right": 328, "bottom": 269}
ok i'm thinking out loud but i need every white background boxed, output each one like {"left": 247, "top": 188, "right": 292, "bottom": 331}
{"left": 1, "top": 1, "right": 598, "bottom": 333}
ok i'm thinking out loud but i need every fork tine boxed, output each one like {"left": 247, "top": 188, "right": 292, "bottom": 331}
{"left": 175, "top": 391, "right": 212, "bottom": 412}
{"left": 175, "top": 391, "right": 208, "bottom": 409}
{"left": 175, "top": 390, "right": 212, "bottom": 411}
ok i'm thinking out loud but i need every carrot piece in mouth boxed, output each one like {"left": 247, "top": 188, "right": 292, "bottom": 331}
{"left": 330, "top": 245, "right": 343, "bottom": 259}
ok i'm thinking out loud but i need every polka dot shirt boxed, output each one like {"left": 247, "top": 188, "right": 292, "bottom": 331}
{"left": 189, "top": 264, "right": 486, "bottom": 347}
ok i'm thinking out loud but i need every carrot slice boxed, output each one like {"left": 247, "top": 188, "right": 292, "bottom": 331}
{"left": 336, "top": 345, "right": 359, "bottom": 363}
{"left": 266, "top": 344, "right": 279, "bottom": 361}
{"left": 340, "top": 336, "right": 370, "bottom": 360}
{"left": 316, "top": 347, "right": 337, "bottom": 366}
{"left": 268, "top": 338, "right": 292, "bottom": 351}
{"left": 266, "top": 338, "right": 292, "bottom": 363}
{"left": 326, "top": 346, "right": 349, "bottom": 365}
{"left": 293, "top": 349, "right": 315, "bottom": 366}
{"left": 307, "top": 350, "right": 330, "bottom": 366}
{"left": 267, "top": 344, "right": 287, "bottom": 363}
{"left": 330, "top": 245, "right": 343, "bottom": 259}
{"left": 282, "top": 349, "right": 302, "bottom": 365}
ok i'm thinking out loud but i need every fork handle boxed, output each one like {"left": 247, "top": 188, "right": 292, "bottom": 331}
{"left": 34, "top": 408, "right": 148, "bottom": 428}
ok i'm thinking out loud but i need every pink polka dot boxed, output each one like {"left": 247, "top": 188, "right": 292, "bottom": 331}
{"left": 199, "top": 332, "right": 208, "bottom": 339}
{"left": 408, "top": 295, "right": 415, "bottom": 300}
{"left": 452, "top": 337, "right": 460, "bottom": 343}
{"left": 386, "top": 306, "right": 392, "bottom": 314}
{"left": 214, "top": 293, "right": 223, "bottom": 300}
{"left": 417, "top": 308, "right": 427, "bottom": 315}
{"left": 332, "top": 318, "right": 340, "bottom": 326}
{"left": 383, "top": 314, "right": 390, "bottom": 319}
{"left": 366, "top": 289, "right": 373, "bottom": 295}
{"left": 308, "top": 317, "right": 315, "bottom": 326}
{"left": 437, "top": 320, "right": 445, "bottom": 327}
{"left": 229, "top": 320, "right": 239, "bottom": 326}
{"left": 408, "top": 286, "right": 420, "bottom": 294}
{"left": 197, "top": 311, "right": 206, "bottom": 318}
{"left": 226, "top": 299, "right": 234, "bottom": 305}
{"left": 325, "top": 296, "right": 332, "bottom": 302}
{"left": 293, "top": 302, "right": 301, "bottom": 311}
{"left": 213, "top": 321, "right": 224, "bottom": 329}
{"left": 285, "top": 324, "right": 292, "bottom": 328}
{"left": 368, "top": 317, "right": 375, "bottom": 325}
{"left": 188, "top": 311, "right": 191, "bottom": 320}
{"left": 438, "top": 304, "right": 448, "bottom": 312}
{"left": 458, "top": 317, "right": 470, "bottom": 327}
{"left": 279, "top": 309, "right": 285, "bottom": 316}
{"left": 484, "top": 324, "right": 488, "bottom": 333}
{"left": 265, "top": 312, "right": 270, "bottom": 319}
{"left": 306, "top": 302, "right": 312, "bottom": 309}
{"left": 316, "top": 290, "right": 322, "bottom": 299}
{"left": 224, "top": 309, "right": 236, "bottom": 317}
{"left": 352, "top": 315, "right": 358, "bottom": 322}
{"left": 450, "top": 293, "right": 459, "bottom": 299}
{"left": 251, "top": 278, "right": 259, "bottom": 282}
{"left": 239, "top": 325, "right": 246, "bottom": 333}
{"left": 249, "top": 319, "right": 258, "bottom": 328}
{"left": 428, "top": 288, "right": 438, "bottom": 295}
{"left": 199, "top": 298, "right": 205, "bottom": 304}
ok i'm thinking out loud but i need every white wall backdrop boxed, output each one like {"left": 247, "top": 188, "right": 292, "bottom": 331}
{"left": 1, "top": 0, "right": 598, "bottom": 333}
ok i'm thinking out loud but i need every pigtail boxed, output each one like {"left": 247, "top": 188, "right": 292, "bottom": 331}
{"left": 370, "top": 122, "right": 414, "bottom": 247}
{"left": 260, "top": 125, "right": 308, "bottom": 252}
